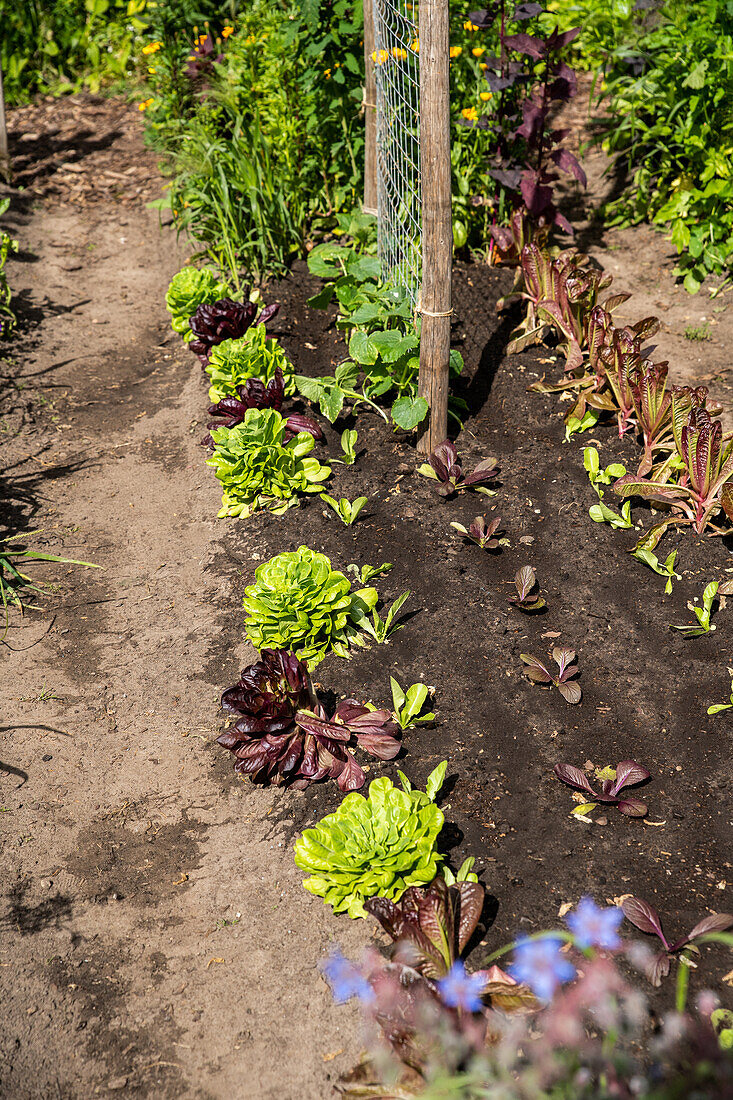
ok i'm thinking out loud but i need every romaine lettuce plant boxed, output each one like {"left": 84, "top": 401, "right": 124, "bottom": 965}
{"left": 217, "top": 648, "right": 399, "bottom": 792}
{"left": 629, "top": 360, "right": 673, "bottom": 475}
{"left": 364, "top": 873, "right": 485, "bottom": 979}
{"left": 670, "top": 579, "right": 729, "bottom": 637}
{"left": 631, "top": 545, "right": 680, "bottom": 595}
{"left": 207, "top": 368, "right": 322, "bottom": 441}
{"left": 321, "top": 494, "right": 368, "bottom": 526}
{"left": 583, "top": 447, "right": 632, "bottom": 529}
{"left": 207, "top": 327, "right": 294, "bottom": 403}
{"left": 621, "top": 896, "right": 733, "bottom": 988}
{"left": 293, "top": 762, "right": 447, "bottom": 918}
{"left": 243, "top": 545, "right": 379, "bottom": 665}
{"left": 206, "top": 408, "right": 331, "bottom": 519}
{"left": 508, "top": 565, "right": 545, "bottom": 611}
{"left": 450, "top": 515, "right": 504, "bottom": 550}
{"left": 418, "top": 441, "right": 499, "bottom": 498}
{"left": 554, "top": 760, "right": 650, "bottom": 818}
{"left": 390, "top": 677, "right": 435, "bottom": 730}
{"left": 189, "top": 297, "right": 279, "bottom": 364}
{"left": 360, "top": 591, "right": 411, "bottom": 644}
{"left": 520, "top": 648, "right": 581, "bottom": 703}
{"left": 165, "top": 265, "right": 231, "bottom": 339}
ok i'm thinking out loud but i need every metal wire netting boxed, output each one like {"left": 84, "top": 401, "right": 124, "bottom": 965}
{"left": 373, "top": 0, "right": 421, "bottom": 304}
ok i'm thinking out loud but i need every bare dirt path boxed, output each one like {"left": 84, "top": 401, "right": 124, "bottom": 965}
{"left": 0, "top": 96, "right": 361, "bottom": 1100}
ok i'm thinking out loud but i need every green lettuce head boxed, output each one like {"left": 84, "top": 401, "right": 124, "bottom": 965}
{"left": 294, "top": 762, "right": 447, "bottom": 918}
{"left": 206, "top": 326, "right": 295, "bottom": 403}
{"left": 207, "top": 409, "right": 331, "bottom": 519}
{"left": 243, "top": 545, "right": 378, "bottom": 665}
{"left": 165, "top": 266, "right": 231, "bottom": 339}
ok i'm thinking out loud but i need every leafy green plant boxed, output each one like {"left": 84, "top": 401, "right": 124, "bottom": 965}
{"left": 333, "top": 429, "right": 358, "bottom": 466}
{"left": 206, "top": 409, "right": 331, "bottom": 519}
{"left": 293, "top": 762, "right": 447, "bottom": 918}
{"left": 450, "top": 515, "right": 505, "bottom": 550}
{"left": 242, "top": 545, "right": 379, "bottom": 666}
{"left": 707, "top": 669, "right": 733, "bottom": 715}
{"left": 165, "top": 265, "right": 231, "bottom": 339}
{"left": 347, "top": 562, "right": 393, "bottom": 586}
{"left": 360, "top": 591, "right": 412, "bottom": 644}
{"left": 670, "top": 580, "right": 729, "bottom": 638}
{"left": 583, "top": 446, "right": 632, "bottom": 529}
{"left": 0, "top": 201, "right": 18, "bottom": 338}
{"left": 294, "top": 362, "right": 387, "bottom": 424}
{"left": 390, "top": 677, "right": 436, "bottom": 731}
{"left": 1, "top": 532, "right": 100, "bottom": 636}
{"left": 631, "top": 546, "right": 680, "bottom": 595}
{"left": 206, "top": 327, "right": 294, "bottom": 403}
{"left": 321, "top": 494, "right": 368, "bottom": 526}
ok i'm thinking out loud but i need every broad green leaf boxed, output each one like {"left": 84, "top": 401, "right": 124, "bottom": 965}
{"left": 392, "top": 395, "right": 429, "bottom": 431}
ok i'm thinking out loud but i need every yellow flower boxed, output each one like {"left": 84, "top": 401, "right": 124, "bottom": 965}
{"left": 147, "top": 66, "right": 156, "bottom": 74}
{"left": 449, "top": 46, "right": 462, "bottom": 59}
{"left": 463, "top": 20, "right": 479, "bottom": 30}
{"left": 142, "top": 41, "right": 161, "bottom": 55}
{"left": 371, "top": 49, "right": 389, "bottom": 65}
{"left": 391, "top": 46, "right": 407, "bottom": 60}
{"left": 138, "top": 98, "right": 154, "bottom": 111}
{"left": 480, "top": 91, "right": 492, "bottom": 101}
{"left": 324, "top": 68, "right": 331, "bottom": 77}
{"left": 472, "top": 46, "right": 485, "bottom": 57}
{"left": 245, "top": 34, "right": 256, "bottom": 45}
{"left": 222, "top": 25, "right": 234, "bottom": 38}
{"left": 479, "top": 62, "right": 488, "bottom": 70}
{"left": 461, "top": 107, "right": 478, "bottom": 121}
{"left": 409, "top": 37, "right": 419, "bottom": 52}
{"left": 196, "top": 33, "right": 207, "bottom": 46}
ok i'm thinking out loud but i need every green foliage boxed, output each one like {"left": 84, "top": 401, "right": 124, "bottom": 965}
{"left": 206, "top": 327, "right": 294, "bottom": 403}
{"left": 670, "top": 580, "right": 721, "bottom": 638}
{"left": 0, "top": 201, "right": 19, "bottom": 339}
{"left": 360, "top": 590, "right": 411, "bottom": 644}
{"left": 583, "top": 446, "right": 632, "bottom": 529}
{"left": 321, "top": 494, "right": 368, "bottom": 526}
{"left": 293, "top": 762, "right": 447, "bottom": 918}
{"left": 598, "top": 0, "right": 733, "bottom": 290}
{"left": 333, "top": 429, "right": 358, "bottom": 466}
{"left": 631, "top": 546, "right": 680, "bottom": 595}
{"left": 1, "top": 532, "right": 100, "bottom": 636}
{"left": 707, "top": 669, "right": 733, "bottom": 715}
{"left": 165, "top": 265, "right": 230, "bottom": 338}
{"left": 206, "top": 408, "right": 331, "bottom": 519}
{"left": 390, "top": 677, "right": 436, "bottom": 730}
{"left": 242, "top": 545, "right": 379, "bottom": 666}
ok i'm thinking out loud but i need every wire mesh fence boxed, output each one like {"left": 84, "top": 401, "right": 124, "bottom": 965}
{"left": 373, "top": 0, "right": 421, "bottom": 304}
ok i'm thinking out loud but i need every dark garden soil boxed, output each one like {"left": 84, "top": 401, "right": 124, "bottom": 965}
{"left": 1, "top": 94, "right": 731, "bottom": 1100}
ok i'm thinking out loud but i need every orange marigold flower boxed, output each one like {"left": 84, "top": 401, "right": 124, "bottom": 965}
{"left": 449, "top": 46, "right": 462, "bottom": 59}
{"left": 461, "top": 106, "right": 478, "bottom": 121}
{"left": 222, "top": 26, "right": 234, "bottom": 38}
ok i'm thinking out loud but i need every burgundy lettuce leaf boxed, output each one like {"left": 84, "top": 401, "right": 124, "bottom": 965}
{"left": 554, "top": 759, "right": 650, "bottom": 815}
{"left": 425, "top": 440, "right": 499, "bottom": 497}
{"left": 204, "top": 368, "right": 322, "bottom": 444}
{"left": 621, "top": 897, "right": 669, "bottom": 947}
{"left": 189, "top": 298, "right": 280, "bottom": 364}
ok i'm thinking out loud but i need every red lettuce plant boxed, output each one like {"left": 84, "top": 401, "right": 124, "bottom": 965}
{"left": 629, "top": 360, "right": 673, "bottom": 475}
{"left": 206, "top": 368, "right": 322, "bottom": 442}
{"left": 450, "top": 515, "right": 504, "bottom": 550}
{"left": 418, "top": 441, "right": 499, "bottom": 498}
{"left": 622, "top": 896, "right": 733, "bottom": 986}
{"left": 520, "top": 647, "right": 580, "bottom": 703}
{"left": 217, "top": 648, "right": 399, "bottom": 791}
{"left": 554, "top": 760, "right": 650, "bottom": 817}
{"left": 189, "top": 298, "right": 279, "bottom": 364}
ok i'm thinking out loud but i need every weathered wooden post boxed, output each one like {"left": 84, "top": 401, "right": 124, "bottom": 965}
{"left": 0, "top": 61, "right": 10, "bottom": 184}
{"left": 363, "top": 0, "right": 378, "bottom": 215}
{"left": 417, "top": 0, "right": 451, "bottom": 454}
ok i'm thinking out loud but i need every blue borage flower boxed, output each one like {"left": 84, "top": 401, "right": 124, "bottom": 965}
{"left": 567, "top": 897, "right": 624, "bottom": 951}
{"left": 436, "top": 960, "right": 485, "bottom": 1013}
{"left": 321, "top": 949, "right": 374, "bottom": 1005}
{"left": 509, "top": 936, "right": 576, "bottom": 1001}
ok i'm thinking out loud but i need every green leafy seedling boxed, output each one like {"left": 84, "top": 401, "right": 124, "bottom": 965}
{"left": 321, "top": 494, "right": 368, "bottom": 526}
{"left": 1, "top": 532, "right": 102, "bottom": 637}
{"left": 442, "top": 857, "right": 479, "bottom": 886}
{"left": 331, "top": 429, "right": 358, "bottom": 466}
{"left": 348, "top": 562, "right": 393, "bottom": 586}
{"left": 631, "top": 546, "right": 680, "bottom": 595}
{"left": 390, "top": 676, "right": 435, "bottom": 730}
{"left": 671, "top": 580, "right": 721, "bottom": 638}
{"left": 565, "top": 408, "right": 599, "bottom": 441}
{"left": 583, "top": 446, "right": 633, "bottom": 529}
{"left": 707, "top": 668, "right": 733, "bottom": 715}
{"left": 712, "top": 1009, "right": 733, "bottom": 1050}
{"left": 361, "top": 590, "right": 411, "bottom": 643}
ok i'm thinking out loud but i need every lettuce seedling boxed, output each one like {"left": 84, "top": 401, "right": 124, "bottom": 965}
{"left": 365, "top": 873, "right": 485, "bottom": 979}
{"left": 631, "top": 546, "right": 679, "bottom": 595}
{"left": 670, "top": 580, "right": 724, "bottom": 637}
{"left": 450, "top": 515, "right": 504, "bottom": 550}
{"left": 293, "top": 762, "right": 447, "bottom": 918}
{"left": 707, "top": 668, "right": 733, "bottom": 714}
{"left": 189, "top": 297, "right": 279, "bottom": 365}
{"left": 361, "top": 591, "right": 411, "bottom": 644}
{"left": 418, "top": 441, "right": 499, "bottom": 498}
{"left": 332, "top": 429, "right": 358, "bottom": 466}
{"left": 520, "top": 648, "right": 581, "bottom": 703}
{"left": 321, "top": 494, "right": 368, "bottom": 526}
{"left": 629, "top": 360, "right": 673, "bottom": 475}
{"left": 621, "top": 896, "right": 733, "bottom": 987}
{"left": 390, "top": 677, "right": 435, "bottom": 730}
{"left": 348, "top": 562, "right": 393, "bottom": 586}
{"left": 206, "top": 408, "right": 331, "bottom": 519}
{"left": 243, "top": 545, "right": 379, "bottom": 666}
{"left": 583, "top": 447, "right": 632, "bottom": 529}
{"left": 508, "top": 565, "right": 546, "bottom": 611}
{"left": 165, "top": 266, "right": 230, "bottom": 339}
{"left": 217, "top": 648, "right": 400, "bottom": 792}
{"left": 554, "top": 760, "right": 650, "bottom": 817}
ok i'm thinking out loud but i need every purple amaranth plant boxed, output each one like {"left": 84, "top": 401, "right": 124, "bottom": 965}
{"left": 508, "top": 565, "right": 545, "bottom": 611}
{"left": 189, "top": 298, "right": 280, "bottom": 365}
{"left": 553, "top": 760, "right": 650, "bottom": 817}
{"left": 450, "top": 515, "right": 504, "bottom": 550}
{"left": 206, "top": 368, "right": 323, "bottom": 442}
{"left": 418, "top": 441, "right": 499, "bottom": 499}
{"left": 216, "top": 648, "right": 400, "bottom": 791}
{"left": 520, "top": 647, "right": 581, "bottom": 704}
{"left": 622, "top": 896, "right": 733, "bottom": 986}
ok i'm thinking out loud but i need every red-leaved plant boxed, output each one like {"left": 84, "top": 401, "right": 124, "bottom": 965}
{"left": 622, "top": 896, "right": 733, "bottom": 986}
{"left": 553, "top": 760, "right": 650, "bottom": 817}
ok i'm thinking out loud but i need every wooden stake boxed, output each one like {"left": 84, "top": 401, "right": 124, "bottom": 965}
{"left": 417, "top": 0, "right": 452, "bottom": 454}
{"left": 363, "top": 0, "right": 378, "bottom": 215}
{"left": 0, "top": 60, "right": 10, "bottom": 184}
